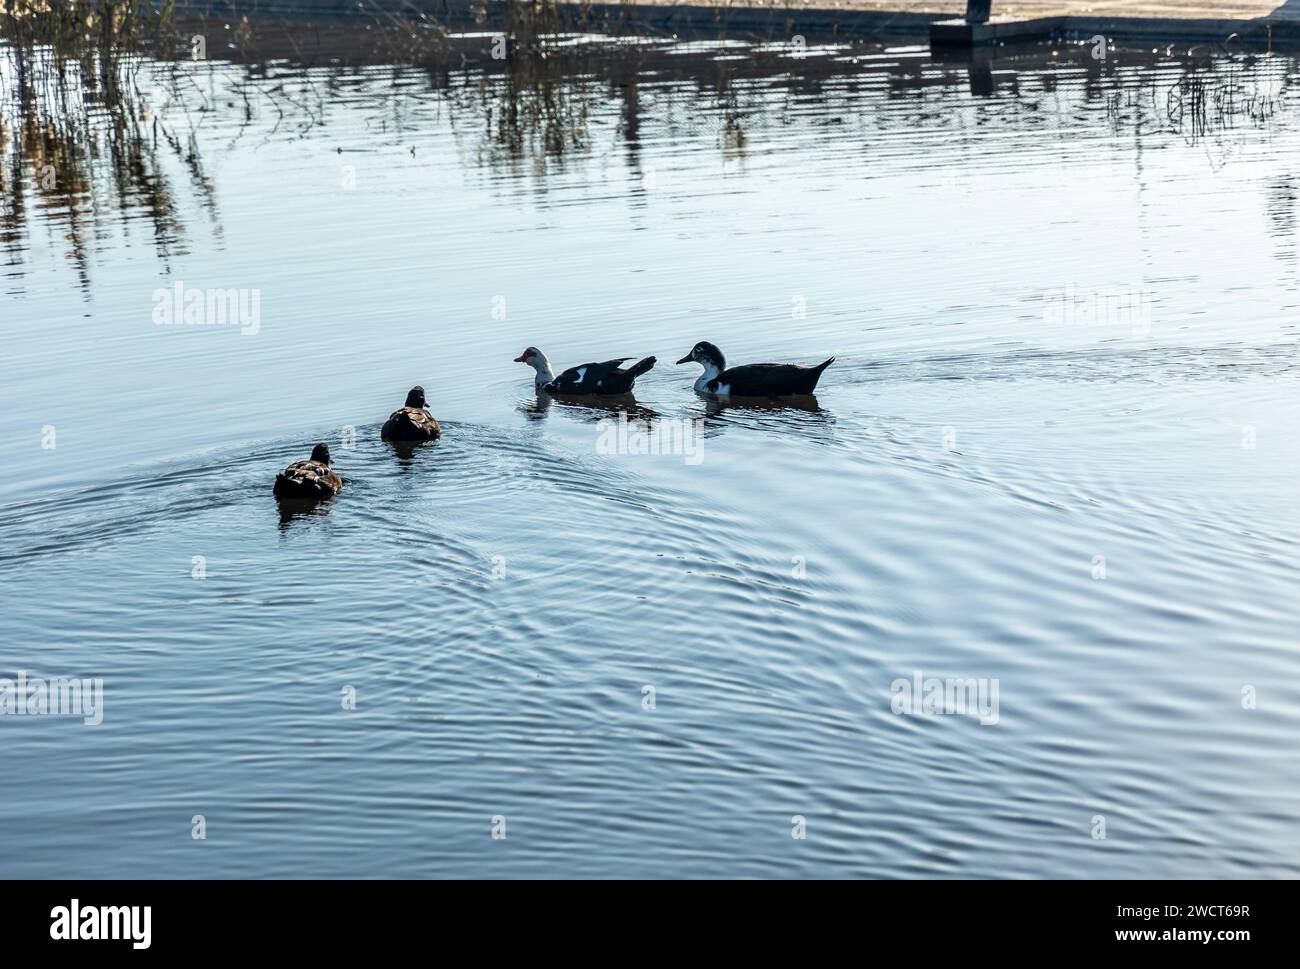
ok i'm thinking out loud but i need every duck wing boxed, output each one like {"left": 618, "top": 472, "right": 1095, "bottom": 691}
{"left": 548, "top": 359, "right": 633, "bottom": 394}
{"left": 274, "top": 460, "right": 342, "bottom": 498}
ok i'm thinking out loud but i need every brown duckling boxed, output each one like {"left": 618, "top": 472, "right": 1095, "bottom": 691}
{"left": 273, "top": 443, "right": 343, "bottom": 499}
{"left": 381, "top": 386, "right": 441, "bottom": 442}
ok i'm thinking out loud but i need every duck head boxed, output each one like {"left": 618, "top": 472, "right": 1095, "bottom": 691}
{"left": 514, "top": 347, "right": 555, "bottom": 387}
{"left": 404, "top": 386, "right": 428, "bottom": 409}
{"left": 676, "top": 341, "right": 726, "bottom": 378}
{"left": 310, "top": 443, "right": 332, "bottom": 465}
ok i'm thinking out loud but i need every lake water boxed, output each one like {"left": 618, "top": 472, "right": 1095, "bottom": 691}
{"left": 2, "top": 25, "right": 1298, "bottom": 878}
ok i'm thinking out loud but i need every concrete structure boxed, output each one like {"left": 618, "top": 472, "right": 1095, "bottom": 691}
{"left": 926, "top": 0, "right": 1300, "bottom": 45}
{"left": 166, "top": 1, "right": 1300, "bottom": 47}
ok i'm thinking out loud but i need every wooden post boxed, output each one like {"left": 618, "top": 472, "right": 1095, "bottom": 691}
{"left": 967, "top": 0, "right": 992, "bottom": 23}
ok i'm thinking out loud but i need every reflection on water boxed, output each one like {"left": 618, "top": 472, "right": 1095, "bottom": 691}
{"left": 0, "top": 16, "right": 232, "bottom": 285}
{"left": 701, "top": 395, "right": 825, "bottom": 420}
{"left": 2, "top": 21, "right": 1300, "bottom": 878}
{"left": 277, "top": 494, "right": 337, "bottom": 529}
{"left": 385, "top": 437, "right": 441, "bottom": 465}
{"left": 522, "top": 391, "right": 660, "bottom": 424}
{"left": 5, "top": 23, "right": 1295, "bottom": 292}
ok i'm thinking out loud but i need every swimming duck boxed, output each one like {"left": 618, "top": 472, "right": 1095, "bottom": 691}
{"left": 273, "top": 443, "right": 342, "bottom": 499}
{"left": 381, "top": 386, "right": 441, "bottom": 442}
{"left": 514, "top": 347, "right": 657, "bottom": 395}
{"left": 676, "top": 341, "right": 834, "bottom": 398}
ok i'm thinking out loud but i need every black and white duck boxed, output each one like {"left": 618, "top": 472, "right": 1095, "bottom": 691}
{"left": 273, "top": 443, "right": 342, "bottom": 499}
{"left": 676, "top": 341, "right": 834, "bottom": 398}
{"left": 514, "top": 347, "right": 656, "bottom": 395}
{"left": 381, "top": 386, "right": 441, "bottom": 442}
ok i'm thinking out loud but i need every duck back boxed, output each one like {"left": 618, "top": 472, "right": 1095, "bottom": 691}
{"left": 715, "top": 357, "right": 834, "bottom": 397}
{"left": 274, "top": 460, "right": 343, "bottom": 499}
{"left": 381, "top": 407, "right": 441, "bottom": 442}
{"left": 547, "top": 356, "right": 656, "bottom": 395}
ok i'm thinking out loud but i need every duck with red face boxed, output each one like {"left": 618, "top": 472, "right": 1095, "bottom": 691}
{"left": 514, "top": 347, "right": 656, "bottom": 396}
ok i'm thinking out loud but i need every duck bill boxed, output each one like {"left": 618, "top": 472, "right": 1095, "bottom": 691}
{"left": 675, "top": 354, "right": 692, "bottom": 365}
{"left": 513, "top": 354, "right": 527, "bottom": 363}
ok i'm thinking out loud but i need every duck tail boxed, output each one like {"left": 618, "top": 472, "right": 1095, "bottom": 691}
{"left": 804, "top": 356, "right": 835, "bottom": 392}
{"left": 625, "top": 356, "right": 656, "bottom": 379}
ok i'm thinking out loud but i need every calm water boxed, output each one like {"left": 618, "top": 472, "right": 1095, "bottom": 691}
{"left": 2, "top": 28, "right": 1299, "bottom": 878}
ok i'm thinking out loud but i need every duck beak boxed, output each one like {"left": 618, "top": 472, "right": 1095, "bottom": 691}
{"left": 675, "top": 353, "right": 692, "bottom": 365}
{"left": 513, "top": 354, "right": 527, "bottom": 363}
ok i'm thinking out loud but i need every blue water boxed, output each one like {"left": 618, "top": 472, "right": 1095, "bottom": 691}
{"left": 1, "top": 29, "right": 1298, "bottom": 877}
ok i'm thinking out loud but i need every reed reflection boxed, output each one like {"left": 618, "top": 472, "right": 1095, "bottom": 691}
{"left": 4, "top": 11, "right": 1297, "bottom": 296}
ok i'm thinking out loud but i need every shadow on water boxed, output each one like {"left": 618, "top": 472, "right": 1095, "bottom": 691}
{"left": 276, "top": 495, "right": 336, "bottom": 529}
{"left": 517, "top": 389, "right": 659, "bottom": 421}
{"left": 384, "top": 437, "right": 441, "bottom": 475}
{"left": 692, "top": 394, "right": 837, "bottom": 441}
{"left": 702, "top": 395, "right": 824, "bottom": 417}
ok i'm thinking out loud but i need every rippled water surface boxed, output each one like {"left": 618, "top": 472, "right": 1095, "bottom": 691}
{"left": 2, "top": 26, "right": 1299, "bottom": 878}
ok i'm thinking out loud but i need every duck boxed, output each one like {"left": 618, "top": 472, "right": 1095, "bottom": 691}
{"left": 273, "top": 443, "right": 342, "bottom": 499}
{"left": 381, "top": 386, "right": 441, "bottom": 442}
{"left": 514, "top": 346, "right": 657, "bottom": 395}
{"left": 676, "top": 341, "right": 834, "bottom": 398}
